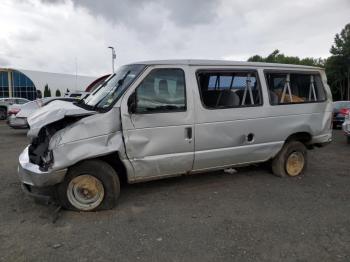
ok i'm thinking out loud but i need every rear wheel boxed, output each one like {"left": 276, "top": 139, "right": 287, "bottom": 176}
{"left": 271, "top": 141, "right": 307, "bottom": 177}
{"left": 56, "top": 160, "right": 120, "bottom": 211}
{"left": 0, "top": 107, "right": 6, "bottom": 120}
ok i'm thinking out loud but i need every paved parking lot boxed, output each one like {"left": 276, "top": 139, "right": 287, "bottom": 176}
{"left": 0, "top": 120, "right": 349, "bottom": 262}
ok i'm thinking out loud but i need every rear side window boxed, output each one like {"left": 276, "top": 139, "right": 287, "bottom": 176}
{"left": 135, "top": 68, "right": 186, "bottom": 113}
{"left": 197, "top": 71, "right": 262, "bottom": 109}
{"left": 265, "top": 72, "right": 326, "bottom": 105}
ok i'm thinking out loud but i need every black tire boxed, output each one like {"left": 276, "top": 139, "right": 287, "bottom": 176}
{"left": 271, "top": 141, "right": 307, "bottom": 177}
{"left": 0, "top": 107, "right": 6, "bottom": 120}
{"left": 56, "top": 160, "right": 120, "bottom": 211}
{"left": 347, "top": 136, "right": 350, "bottom": 145}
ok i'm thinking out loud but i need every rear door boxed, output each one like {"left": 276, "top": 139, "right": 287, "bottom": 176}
{"left": 192, "top": 68, "right": 277, "bottom": 171}
{"left": 120, "top": 66, "right": 195, "bottom": 180}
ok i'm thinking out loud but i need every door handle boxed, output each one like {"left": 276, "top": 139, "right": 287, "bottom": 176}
{"left": 185, "top": 127, "right": 192, "bottom": 141}
{"left": 246, "top": 133, "right": 255, "bottom": 143}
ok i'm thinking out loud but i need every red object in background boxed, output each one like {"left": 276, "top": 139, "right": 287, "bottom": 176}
{"left": 7, "top": 108, "right": 20, "bottom": 116}
{"left": 85, "top": 74, "right": 111, "bottom": 92}
{"left": 339, "top": 108, "right": 350, "bottom": 116}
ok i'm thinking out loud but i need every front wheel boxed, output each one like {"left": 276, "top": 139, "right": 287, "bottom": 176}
{"left": 271, "top": 141, "right": 307, "bottom": 177}
{"left": 56, "top": 160, "right": 120, "bottom": 211}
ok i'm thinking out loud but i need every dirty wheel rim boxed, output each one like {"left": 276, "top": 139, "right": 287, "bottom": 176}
{"left": 285, "top": 151, "right": 305, "bottom": 176}
{"left": 67, "top": 175, "right": 104, "bottom": 211}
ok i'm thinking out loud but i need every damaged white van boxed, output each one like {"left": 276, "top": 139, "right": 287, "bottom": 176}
{"left": 18, "top": 60, "right": 333, "bottom": 211}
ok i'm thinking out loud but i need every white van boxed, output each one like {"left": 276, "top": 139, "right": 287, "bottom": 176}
{"left": 18, "top": 60, "right": 333, "bottom": 211}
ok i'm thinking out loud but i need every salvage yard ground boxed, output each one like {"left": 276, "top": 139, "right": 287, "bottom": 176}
{"left": 0, "top": 120, "right": 349, "bottom": 262}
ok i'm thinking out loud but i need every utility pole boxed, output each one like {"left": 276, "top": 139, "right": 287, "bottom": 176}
{"left": 108, "top": 46, "right": 116, "bottom": 73}
{"left": 348, "top": 66, "right": 350, "bottom": 101}
{"left": 75, "top": 57, "right": 78, "bottom": 91}
{"left": 347, "top": 57, "right": 350, "bottom": 101}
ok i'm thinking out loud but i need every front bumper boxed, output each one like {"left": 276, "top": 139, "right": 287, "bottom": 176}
{"left": 18, "top": 146, "right": 67, "bottom": 187}
{"left": 21, "top": 183, "right": 55, "bottom": 205}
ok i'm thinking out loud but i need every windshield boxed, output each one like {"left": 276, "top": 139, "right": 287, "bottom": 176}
{"left": 82, "top": 64, "right": 145, "bottom": 110}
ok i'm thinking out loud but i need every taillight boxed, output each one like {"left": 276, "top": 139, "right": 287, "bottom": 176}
{"left": 8, "top": 108, "right": 20, "bottom": 116}
{"left": 339, "top": 108, "right": 350, "bottom": 115}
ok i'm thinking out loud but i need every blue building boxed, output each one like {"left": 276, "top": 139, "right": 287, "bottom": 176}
{"left": 0, "top": 68, "right": 95, "bottom": 100}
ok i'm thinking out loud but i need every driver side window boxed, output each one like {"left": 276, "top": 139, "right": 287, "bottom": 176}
{"left": 135, "top": 68, "right": 186, "bottom": 113}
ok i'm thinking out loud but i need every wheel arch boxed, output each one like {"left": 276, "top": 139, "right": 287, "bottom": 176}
{"left": 285, "top": 132, "right": 313, "bottom": 148}
{"left": 96, "top": 152, "right": 128, "bottom": 185}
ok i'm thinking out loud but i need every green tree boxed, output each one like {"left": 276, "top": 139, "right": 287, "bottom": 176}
{"left": 43, "top": 84, "right": 51, "bottom": 97}
{"left": 326, "top": 23, "right": 350, "bottom": 100}
{"left": 247, "top": 23, "right": 350, "bottom": 100}
{"left": 248, "top": 49, "right": 325, "bottom": 67}
{"left": 55, "top": 89, "right": 61, "bottom": 97}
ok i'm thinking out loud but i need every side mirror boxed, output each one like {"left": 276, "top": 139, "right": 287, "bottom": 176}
{"left": 127, "top": 91, "right": 136, "bottom": 114}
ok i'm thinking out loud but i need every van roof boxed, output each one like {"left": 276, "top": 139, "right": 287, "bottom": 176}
{"left": 132, "top": 59, "right": 322, "bottom": 70}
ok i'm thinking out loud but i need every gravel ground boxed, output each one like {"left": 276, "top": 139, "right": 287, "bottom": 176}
{"left": 0, "top": 121, "right": 349, "bottom": 262}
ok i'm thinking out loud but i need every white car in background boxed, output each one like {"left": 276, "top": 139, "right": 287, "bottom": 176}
{"left": 7, "top": 97, "right": 77, "bottom": 129}
{"left": 342, "top": 113, "right": 350, "bottom": 144}
{"left": 0, "top": 97, "right": 30, "bottom": 120}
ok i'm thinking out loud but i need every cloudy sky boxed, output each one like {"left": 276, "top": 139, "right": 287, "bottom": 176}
{"left": 0, "top": 0, "right": 349, "bottom": 76}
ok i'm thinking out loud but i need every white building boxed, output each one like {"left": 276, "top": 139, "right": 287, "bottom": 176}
{"left": 0, "top": 68, "right": 96, "bottom": 100}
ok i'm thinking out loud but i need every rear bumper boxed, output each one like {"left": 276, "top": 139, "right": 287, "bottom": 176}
{"left": 7, "top": 117, "right": 29, "bottom": 129}
{"left": 18, "top": 146, "right": 67, "bottom": 187}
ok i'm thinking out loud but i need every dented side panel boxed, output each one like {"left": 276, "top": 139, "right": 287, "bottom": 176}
{"left": 44, "top": 107, "right": 133, "bottom": 180}
{"left": 49, "top": 107, "right": 121, "bottom": 147}
{"left": 52, "top": 131, "right": 124, "bottom": 171}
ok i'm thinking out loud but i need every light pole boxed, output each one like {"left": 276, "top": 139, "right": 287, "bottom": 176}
{"left": 108, "top": 46, "right": 116, "bottom": 73}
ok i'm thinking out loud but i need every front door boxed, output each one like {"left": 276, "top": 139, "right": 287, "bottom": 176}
{"left": 120, "top": 66, "right": 194, "bottom": 180}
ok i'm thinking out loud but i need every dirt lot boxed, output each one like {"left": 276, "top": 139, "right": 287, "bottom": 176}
{"left": 0, "top": 121, "right": 349, "bottom": 262}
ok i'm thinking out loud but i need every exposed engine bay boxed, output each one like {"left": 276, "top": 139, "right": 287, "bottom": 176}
{"left": 28, "top": 117, "right": 84, "bottom": 171}
{"left": 25, "top": 100, "right": 124, "bottom": 175}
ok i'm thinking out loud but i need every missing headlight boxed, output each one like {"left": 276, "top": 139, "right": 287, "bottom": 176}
{"left": 41, "top": 150, "right": 54, "bottom": 171}
{"left": 28, "top": 116, "right": 83, "bottom": 170}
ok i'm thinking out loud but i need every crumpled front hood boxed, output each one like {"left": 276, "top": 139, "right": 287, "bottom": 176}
{"left": 27, "top": 100, "right": 96, "bottom": 138}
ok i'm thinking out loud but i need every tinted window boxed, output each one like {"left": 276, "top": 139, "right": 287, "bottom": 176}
{"left": 135, "top": 68, "right": 186, "bottom": 113}
{"left": 0, "top": 71, "right": 9, "bottom": 98}
{"left": 197, "top": 71, "right": 262, "bottom": 108}
{"left": 265, "top": 72, "right": 326, "bottom": 105}
{"left": 10, "top": 71, "right": 36, "bottom": 100}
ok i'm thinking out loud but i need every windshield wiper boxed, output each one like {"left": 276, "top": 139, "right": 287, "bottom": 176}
{"left": 93, "top": 70, "right": 131, "bottom": 110}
